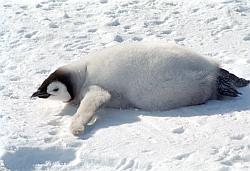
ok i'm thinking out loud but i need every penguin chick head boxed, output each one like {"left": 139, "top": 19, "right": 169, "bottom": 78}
{"left": 31, "top": 68, "right": 74, "bottom": 102}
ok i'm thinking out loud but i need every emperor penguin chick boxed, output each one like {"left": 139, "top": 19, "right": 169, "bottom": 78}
{"left": 31, "top": 42, "right": 249, "bottom": 135}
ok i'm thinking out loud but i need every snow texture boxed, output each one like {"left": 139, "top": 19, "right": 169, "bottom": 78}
{"left": 0, "top": 0, "right": 250, "bottom": 170}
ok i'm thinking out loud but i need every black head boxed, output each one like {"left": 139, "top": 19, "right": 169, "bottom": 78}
{"left": 31, "top": 68, "right": 75, "bottom": 102}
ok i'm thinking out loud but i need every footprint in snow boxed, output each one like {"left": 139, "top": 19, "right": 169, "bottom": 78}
{"left": 234, "top": 6, "right": 250, "bottom": 13}
{"left": 15, "top": 11, "right": 22, "bottom": 15}
{"left": 35, "top": 69, "right": 50, "bottom": 74}
{"left": 161, "top": 30, "right": 172, "bottom": 35}
{"left": 115, "top": 158, "right": 152, "bottom": 171}
{"left": 123, "top": 25, "right": 131, "bottom": 29}
{"left": 48, "top": 129, "right": 59, "bottom": 136}
{"left": 172, "top": 11, "right": 180, "bottom": 14}
{"left": 230, "top": 134, "right": 244, "bottom": 140}
{"left": 132, "top": 36, "right": 143, "bottom": 41}
{"left": 17, "top": 28, "right": 26, "bottom": 34}
{"left": 10, "top": 40, "right": 20, "bottom": 46}
{"left": 77, "top": 45, "right": 85, "bottom": 49}
{"left": 164, "top": 2, "right": 177, "bottom": 6}
{"left": 115, "top": 158, "right": 134, "bottom": 170}
{"left": 63, "top": 12, "right": 70, "bottom": 19}
{"left": 174, "top": 37, "right": 185, "bottom": 42}
{"left": 20, "top": 5, "right": 28, "bottom": 10}
{"left": 174, "top": 152, "right": 192, "bottom": 160}
{"left": 114, "top": 35, "right": 123, "bottom": 42}
{"left": 74, "top": 21, "right": 85, "bottom": 25}
{"left": 36, "top": 4, "right": 43, "bottom": 8}
{"left": 9, "top": 76, "right": 21, "bottom": 81}
{"left": 205, "top": 17, "right": 218, "bottom": 23}
{"left": 49, "top": 23, "right": 59, "bottom": 28}
{"left": 172, "top": 127, "right": 185, "bottom": 134}
{"left": 0, "top": 85, "right": 4, "bottom": 91}
{"left": 220, "top": 154, "right": 250, "bottom": 167}
{"left": 24, "top": 31, "right": 38, "bottom": 38}
{"left": 221, "top": 0, "right": 234, "bottom": 4}
{"left": 144, "top": 18, "right": 168, "bottom": 27}
{"left": 218, "top": 166, "right": 230, "bottom": 171}
{"left": 8, "top": 66, "right": 17, "bottom": 70}
{"left": 210, "top": 147, "right": 219, "bottom": 155}
{"left": 243, "top": 34, "right": 250, "bottom": 41}
{"left": 106, "top": 19, "right": 120, "bottom": 26}
{"left": 100, "top": 0, "right": 108, "bottom": 3}
{"left": 192, "top": 8, "right": 199, "bottom": 13}
{"left": 3, "top": 4, "right": 12, "bottom": 8}
{"left": 212, "top": 25, "right": 232, "bottom": 36}
{"left": 88, "top": 28, "right": 97, "bottom": 33}
{"left": 44, "top": 136, "right": 57, "bottom": 143}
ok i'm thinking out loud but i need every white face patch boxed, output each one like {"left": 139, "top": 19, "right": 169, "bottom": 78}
{"left": 47, "top": 81, "right": 71, "bottom": 102}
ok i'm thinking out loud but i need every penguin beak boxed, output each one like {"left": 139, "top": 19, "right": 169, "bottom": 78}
{"left": 31, "top": 90, "right": 50, "bottom": 99}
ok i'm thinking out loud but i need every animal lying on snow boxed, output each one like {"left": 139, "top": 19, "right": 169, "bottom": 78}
{"left": 31, "top": 42, "right": 249, "bottom": 135}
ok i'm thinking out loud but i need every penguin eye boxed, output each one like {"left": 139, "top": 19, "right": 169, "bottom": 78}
{"left": 53, "top": 88, "right": 59, "bottom": 92}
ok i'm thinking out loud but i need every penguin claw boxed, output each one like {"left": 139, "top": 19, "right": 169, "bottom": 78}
{"left": 87, "top": 115, "right": 98, "bottom": 126}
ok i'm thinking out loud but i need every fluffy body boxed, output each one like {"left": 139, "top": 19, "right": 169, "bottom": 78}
{"left": 66, "top": 42, "right": 218, "bottom": 110}
{"left": 33, "top": 42, "right": 247, "bottom": 135}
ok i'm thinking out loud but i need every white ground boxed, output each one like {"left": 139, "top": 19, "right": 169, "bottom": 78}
{"left": 0, "top": 0, "right": 250, "bottom": 170}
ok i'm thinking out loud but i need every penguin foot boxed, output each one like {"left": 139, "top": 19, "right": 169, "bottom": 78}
{"left": 70, "top": 115, "right": 85, "bottom": 135}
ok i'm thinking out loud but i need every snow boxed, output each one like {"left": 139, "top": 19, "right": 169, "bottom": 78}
{"left": 0, "top": 0, "right": 250, "bottom": 170}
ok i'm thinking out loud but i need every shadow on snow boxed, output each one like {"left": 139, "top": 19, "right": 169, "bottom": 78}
{"left": 58, "top": 87, "right": 250, "bottom": 140}
{"left": 2, "top": 147, "right": 75, "bottom": 171}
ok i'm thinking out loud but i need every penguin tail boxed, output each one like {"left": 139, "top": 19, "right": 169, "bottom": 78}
{"left": 217, "top": 68, "right": 250, "bottom": 97}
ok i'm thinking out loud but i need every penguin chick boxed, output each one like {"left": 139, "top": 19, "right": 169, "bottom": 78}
{"left": 31, "top": 42, "right": 249, "bottom": 135}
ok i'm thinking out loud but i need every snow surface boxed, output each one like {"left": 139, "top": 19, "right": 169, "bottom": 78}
{"left": 1, "top": 0, "right": 250, "bottom": 170}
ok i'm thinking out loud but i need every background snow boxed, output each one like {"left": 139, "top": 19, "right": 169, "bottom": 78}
{"left": 0, "top": 0, "right": 250, "bottom": 170}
